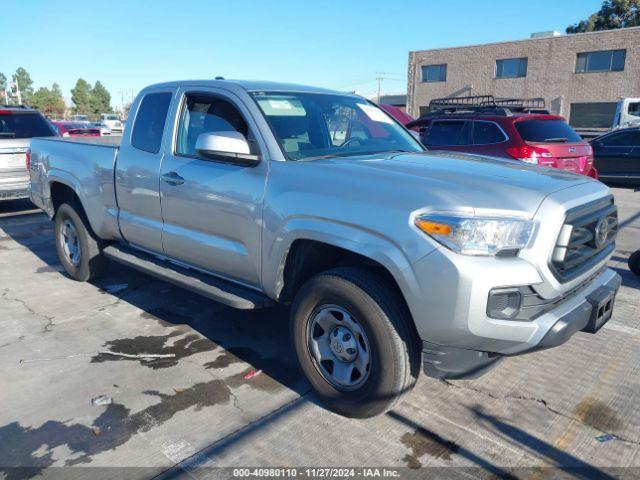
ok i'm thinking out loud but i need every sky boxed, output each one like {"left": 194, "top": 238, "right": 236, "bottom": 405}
{"left": 3, "top": 0, "right": 603, "bottom": 109}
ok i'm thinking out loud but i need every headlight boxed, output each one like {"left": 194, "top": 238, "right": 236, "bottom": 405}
{"left": 415, "top": 214, "right": 534, "bottom": 256}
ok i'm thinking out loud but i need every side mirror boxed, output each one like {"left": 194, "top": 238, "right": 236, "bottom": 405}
{"left": 195, "top": 131, "right": 261, "bottom": 167}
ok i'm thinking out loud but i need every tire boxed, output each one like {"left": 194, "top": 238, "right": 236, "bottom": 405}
{"left": 54, "top": 201, "right": 108, "bottom": 282}
{"left": 290, "top": 267, "right": 420, "bottom": 418}
{"left": 629, "top": 250, "right": 640, "bottom": 277}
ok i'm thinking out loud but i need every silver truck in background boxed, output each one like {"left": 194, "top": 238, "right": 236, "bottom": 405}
{"left": 1, "top": 105, "right": 57, "bottom": 201}
{"left": 29, "top": 80, "right": 621, "bottom": 417}
{"left": 572, "top": 97, "right": 640, "bottom": 139}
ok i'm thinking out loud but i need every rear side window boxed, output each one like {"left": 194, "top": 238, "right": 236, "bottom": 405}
{"left": 425, "top": 121, "right": 470, "bottom": 146}
{"left": 473, "top": 121, "right": 507, "bottom": 144}
{"left": 131, "top": 92, "right": 173, "bottom": 154}
{"left": 514, "top": 120, "right": 582, "bottom": 143}
{"left": 0, "top": 112, "right": 56, "bottom": 139}
{"left": 599, "top": 130, "right": 640, "bottom": 147}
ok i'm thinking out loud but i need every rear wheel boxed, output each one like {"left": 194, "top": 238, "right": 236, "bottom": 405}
{"left": 54, "top": 201, "right": 108, "bottom": 281}
{"left": 291, "top": 267, "right": 419, "bottom": 418}
{"left": 629, "top": 250, "right": 640, "bottom": 276}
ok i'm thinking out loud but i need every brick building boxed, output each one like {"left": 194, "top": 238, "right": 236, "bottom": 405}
{"left": 407, "top": 27, "right": 640, "bottom": 127}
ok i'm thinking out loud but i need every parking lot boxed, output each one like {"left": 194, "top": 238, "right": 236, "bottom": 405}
{"left": 0, "top": 187, "right": 638, "bottom": 479}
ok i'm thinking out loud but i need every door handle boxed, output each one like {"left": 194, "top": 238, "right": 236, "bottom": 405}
{"left": 161, "top": 171, "right": 185, "bottom": 186}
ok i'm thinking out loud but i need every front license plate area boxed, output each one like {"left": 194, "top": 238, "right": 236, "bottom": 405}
{"left": 583, "top": 286, "right": 616, "bottom": 333}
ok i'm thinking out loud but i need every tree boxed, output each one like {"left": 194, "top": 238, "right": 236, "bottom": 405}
{"left": 90, "top": 81, "right": 113, "bottom": 114}
{"left": 12, "top": 67, "right": 34, "bottom": 105}
{"left": 30, "top": 83, "right": 66, "bottom": 117}
{"left": 0, "top": 73, "right": 7, "bottom": 104}
{"left": 567, "top": 0, "right": 640, "bottom": 33}
{"left": 71, "top": 78, "right": 92, "bottom": 115}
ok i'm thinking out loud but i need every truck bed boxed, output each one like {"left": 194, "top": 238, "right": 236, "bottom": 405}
{"left": 29, "top": 135, "right": 122, "bottom": 242}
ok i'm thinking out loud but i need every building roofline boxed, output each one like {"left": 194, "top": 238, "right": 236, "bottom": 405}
{"left": 409, "top": 26, "right": 640, "bottom": 55}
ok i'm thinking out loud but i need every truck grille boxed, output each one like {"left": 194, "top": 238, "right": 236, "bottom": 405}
{"left": 551, "top": 196, "right": 617, "bottom": 282}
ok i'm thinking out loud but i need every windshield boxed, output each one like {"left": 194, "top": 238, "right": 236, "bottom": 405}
{"left": 251, "top": 92, "right": 423, "bottom": 160}
{"left": 103, "top": 115, "right": 119, "bottom": 120}
{"left": 515, "top": 119, "right": 582, "bottom": 143}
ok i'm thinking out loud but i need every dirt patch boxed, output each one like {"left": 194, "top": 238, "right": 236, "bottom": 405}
{"left": 400, "top": 426, "right": 460, "bottom": 469}
{"left": 35, "top": 265, "right": 61, "bottom": 273}
{"left": 91, "top": 332, "right": 216, "bottom": 369}
{"left": 0, "top": 378, "right": 231, "bottom": 475}
{"left": 574, "top": 397, "right": 624, "bottom": 433}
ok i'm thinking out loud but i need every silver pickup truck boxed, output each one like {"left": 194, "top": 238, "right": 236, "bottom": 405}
{"left": 29, "top": 80, "right": 620, "bottom": 418}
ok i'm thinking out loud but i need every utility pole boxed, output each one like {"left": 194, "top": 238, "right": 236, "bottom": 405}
{"left": 10, "top": 81, "right": 21, "bottom": 105}
{"left": 375, "top": 72, "right": 387, "bottom": 103}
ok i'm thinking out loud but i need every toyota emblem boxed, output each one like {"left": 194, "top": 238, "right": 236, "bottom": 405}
{"left": 594, "top": 217, "right": 609, "bottom": 248}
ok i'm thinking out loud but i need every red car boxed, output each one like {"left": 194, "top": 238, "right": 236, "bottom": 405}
{"left": 379, "top": 104, "right": 414, "bottom": 126}
{"left": 406, "top": 96, "right": 597, "bottom": 178}
{"left": 52, "top": 121, "right": 101, "bottom": 138}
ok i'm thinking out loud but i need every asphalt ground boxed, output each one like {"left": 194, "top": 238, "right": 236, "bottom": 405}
{"left": 0, "top": 186, "right": 638, "bottom": 480}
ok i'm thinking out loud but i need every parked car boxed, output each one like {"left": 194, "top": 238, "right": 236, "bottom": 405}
{"left": 100, "top": 113, "right": 123, "bottom": 134}
{"left": 629, "top": 250, "right": 640, "bottom": 276}
{"left": 69, "top": 115, "right": 90, "bottom": 123}
{"left": 52, "top": 121, "right": 101, "bottom": 138}
{"left": 406, "top": 96, "right": 597, "bottom": 178}
{"left": 0, "top": 105, "right": 57, "bottom": 201}
{"left": 30, "top": 80, "right": 620, "bottom": 418}
{"left": 379, "top": 104, "right": 414, "bottom": 126}
{"left": 590, "top": 127, "right": 640, "bottom": 186}
{"left": 91, "top": 122, "right": 112, "bottom": 136}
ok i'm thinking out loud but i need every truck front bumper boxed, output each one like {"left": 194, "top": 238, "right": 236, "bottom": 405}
{"left": 421, "top": 269, "right": 621, "bottom": 379}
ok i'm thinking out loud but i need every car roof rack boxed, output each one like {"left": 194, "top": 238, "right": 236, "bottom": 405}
{"left": 423, "top": 95, "right": 549, "bottom": 118}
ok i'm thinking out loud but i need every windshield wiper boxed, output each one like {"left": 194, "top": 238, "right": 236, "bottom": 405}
{"left": 542, "top": 137, "right": 568, "bottom": 143}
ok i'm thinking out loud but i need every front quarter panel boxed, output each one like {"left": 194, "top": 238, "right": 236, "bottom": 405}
{"left": 261, "top": 161, "right": 437, "bottom": 300}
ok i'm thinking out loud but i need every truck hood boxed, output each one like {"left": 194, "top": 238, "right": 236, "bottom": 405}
{"left": 313, "top": 151, "right": 600, "bottom": 216}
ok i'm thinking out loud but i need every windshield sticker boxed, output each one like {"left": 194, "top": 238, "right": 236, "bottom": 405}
{"left": 257, "top": 98, "right": 306, "bottom": 116}
{"left": 357, "top": 103, "right": 393, "bottom": 124}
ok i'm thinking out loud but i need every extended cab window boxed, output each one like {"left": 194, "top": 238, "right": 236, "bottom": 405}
{"left": 473, "top": 121, "right": 507, "bottom": 145}
{"left": 176, "top": 94, "right": 255, "bottom": 156}
{"left": 424, "top": 120, "right": 470, "bottom": 146}
{"left": 131, "top": 92, "right": 172, "bottom": 154}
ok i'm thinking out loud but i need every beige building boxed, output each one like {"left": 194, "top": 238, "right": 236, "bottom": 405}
{"left": 407, "top": 27, "right": 640, "bottom": 127}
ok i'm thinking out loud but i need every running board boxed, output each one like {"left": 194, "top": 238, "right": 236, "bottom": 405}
{"left": 103, "top": 244, "right": 274, "bottom": 310}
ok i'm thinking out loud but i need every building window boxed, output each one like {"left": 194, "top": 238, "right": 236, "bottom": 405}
{"left": 495, "top": 58, "right": 528, "bottom": 78}
{"left": 576, "top": 49, "right": 626, "bottom": 73}
{"left": 421, "top": 64, "right": 447, "bottom": 83}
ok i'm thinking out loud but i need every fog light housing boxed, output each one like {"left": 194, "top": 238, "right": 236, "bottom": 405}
{"left": 487, "top": 288, "right": 522, "bottom": 319}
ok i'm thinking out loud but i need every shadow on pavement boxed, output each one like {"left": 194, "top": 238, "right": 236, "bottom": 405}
{"left": 471, "top": 405, "right": 616, "bottom": 479}
{"left": 0, "top": 213, "right": 312, "bottom": 477}
{"left": 387, "top": 410, "right": 517, "bottom": 477}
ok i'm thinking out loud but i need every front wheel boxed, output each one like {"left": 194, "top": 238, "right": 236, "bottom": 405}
{"left": 290, "top": 267, "right": 420, "bottom": 418}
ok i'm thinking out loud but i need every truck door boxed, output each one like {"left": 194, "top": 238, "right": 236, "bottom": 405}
{"left": 115, "top": 90, "right": 175, "bottom": 253}
{"left": 158, "top": 89, "right": 268, "bottom": 287}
